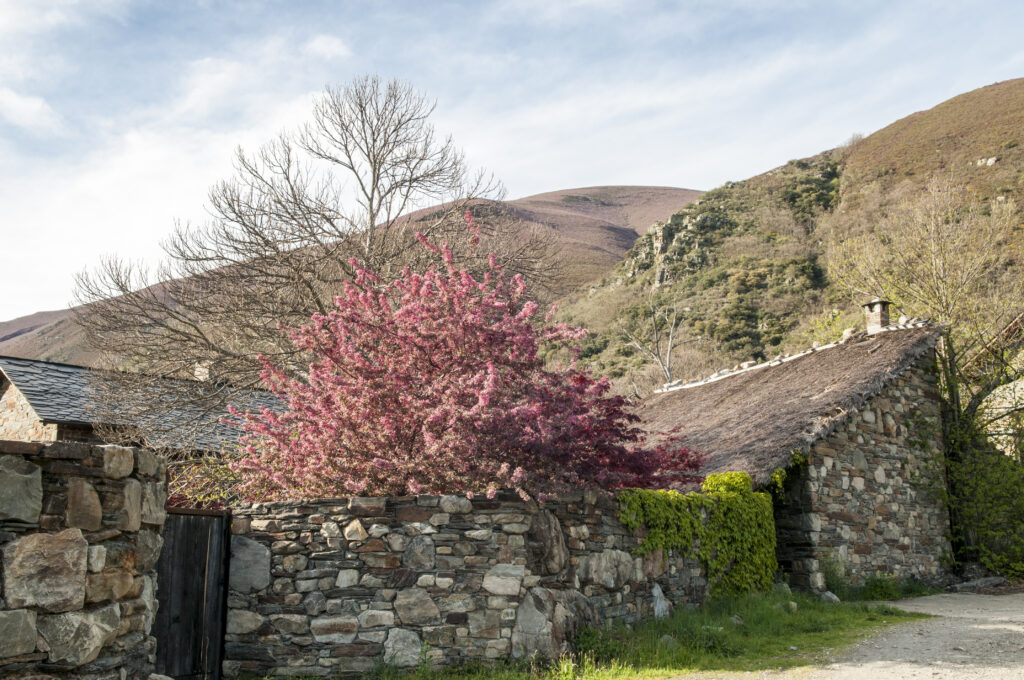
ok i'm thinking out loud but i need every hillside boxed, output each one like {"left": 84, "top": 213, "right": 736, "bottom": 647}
{"left": 560, "top": 78, "right": 1024, "bottom": 393}
{"left": 0, "top": 185, "right": 701, "bottom": 366}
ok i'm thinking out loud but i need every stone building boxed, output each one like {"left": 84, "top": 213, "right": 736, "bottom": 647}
{"left": 0, "top": 355, "right": 274, "bottom": 450}
{"left": 641, "top": 302, "right": 952, "bottom": 590}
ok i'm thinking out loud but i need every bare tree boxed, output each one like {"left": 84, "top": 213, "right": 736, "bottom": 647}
{"left": 617, "top": 290, "right": 689, "bottom": 384}
{"left": 74, "top": 75, "right": 559, "bottom": 459}
{"left": 829, "top": 178, "right": 1023, "bottom": 429}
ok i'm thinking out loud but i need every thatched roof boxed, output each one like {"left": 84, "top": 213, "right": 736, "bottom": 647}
{"left": 639, "top": 325, "right": 942, "bottom": 486}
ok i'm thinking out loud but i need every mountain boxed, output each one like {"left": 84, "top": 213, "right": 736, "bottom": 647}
{"left": 559, "top": 78, "right": 1024, "bottom": 392}
{"left": 0, "top": 185, "right": 702, "bottom": 366}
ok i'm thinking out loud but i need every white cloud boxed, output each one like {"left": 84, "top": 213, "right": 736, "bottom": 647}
{"left": 303, "top": 34, "right": 351, "bottom": 61}
{"left": 0, "top": 86, "right": 64, "bottom": 134}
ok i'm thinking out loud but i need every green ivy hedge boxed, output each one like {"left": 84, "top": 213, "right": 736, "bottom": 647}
{"left": 618, "top": 472, "right": 777, "bottom": 595}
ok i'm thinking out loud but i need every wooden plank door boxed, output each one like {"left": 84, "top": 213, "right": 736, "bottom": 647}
{"left": 154, "top": 509, "right": 230, "bottom": 680}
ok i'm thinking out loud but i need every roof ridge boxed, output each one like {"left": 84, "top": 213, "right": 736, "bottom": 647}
{"left": 656, "top": 320, "right": 938, "bottom": 394}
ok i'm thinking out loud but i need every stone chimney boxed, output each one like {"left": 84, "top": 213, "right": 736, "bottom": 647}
{"left": 863, "top": 298, "right": 891, "bottom": 334}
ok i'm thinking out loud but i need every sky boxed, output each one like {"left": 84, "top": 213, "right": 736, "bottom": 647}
{"left": 1, "top": 1, "right": 1023, "bottom": 321}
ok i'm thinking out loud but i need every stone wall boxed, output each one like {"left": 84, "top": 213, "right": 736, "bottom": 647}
{"left": 0, "top": 381, "right": 57, "bottom": 443}
{"left": 0, "top": 439, "right": 167, "bottom": 679}
{"left": 226, "top": 490, "right": 708, "bottom": 677}
{"left": 775, "top": 352, "right": 951, "bottom": 589}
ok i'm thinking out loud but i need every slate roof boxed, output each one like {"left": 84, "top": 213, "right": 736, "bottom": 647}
{"left": 0, "top": 355, "right": 278, "bottom": 451}
{"left": 639, "top": 325, "right": 943, "bottom": 486}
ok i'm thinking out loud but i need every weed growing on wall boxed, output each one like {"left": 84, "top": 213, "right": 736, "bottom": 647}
{"left": 618, "top": 472, "right": 776, "bottom": 595}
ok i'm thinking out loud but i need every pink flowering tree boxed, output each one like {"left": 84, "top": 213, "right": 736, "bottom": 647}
{"left": 230, "top": 213, "right": 703, "bottom": 500}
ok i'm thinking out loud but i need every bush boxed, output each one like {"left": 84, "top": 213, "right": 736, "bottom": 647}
{"left": 618, "top": 472, "right": 776, "bottom": 595}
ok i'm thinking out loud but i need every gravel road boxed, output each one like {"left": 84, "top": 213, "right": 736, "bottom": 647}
{"left": 681, "top": 592, "right": 1024, "bottom": 680}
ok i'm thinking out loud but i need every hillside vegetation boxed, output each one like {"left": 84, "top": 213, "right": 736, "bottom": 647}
{"left": 560, "top": 78, "right": 1024, "bottom": 393}
{"left": 0, "top": 185, "right": 699, "bottom": 366}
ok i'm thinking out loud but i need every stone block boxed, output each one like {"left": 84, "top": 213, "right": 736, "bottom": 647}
{"left": 65, "top": 478, "right": 103, "bottom": 531}
{"left": 440, "top": 495, "right": 473, "bottom": 514}
{"left": 483, "top": 564, "right": 525, "bottom": 595}
{"left": 37, "top": 603, "right": 120, "bottom": 665}
{"left": 136, "top": 529, "right": 164, "bottom": 572}
{"left": 0, "top": 455, "right": 42, "bottom": 523}
{"left": 229, "top": 535, "right": 271, "bottom": 593}
{"left": 3, "top": 528, "right": 88, "bottom": 612}
{"left": 344, "top": 519, "right": 368, "bottom": 540}
{"left": 310, "top": 615, "right": 359, "bottom": 643}
{"left": 348, "top": 497, "right": 386, "bottom": 516}
{"left": 271, "top": 614, "right": 309, "bottom": 635}
{"left": 120, "top": 479, "right": 142, "bottom": 531}
{"left": 226, "top": 609, "right": 263, "bottom": 635}
{"left": 88, "top": 545, "right": 106, "bottom": 573}
{"left": 86, "top": 569, "right": 134, "bottom": 603}
{"left": 358, "top": 609, "right": 394, "bottom": 627}
{"left": 403, "top": 535, "right": 435, "bottom": 569}
{"left": 394, "top": 587, "right": 441, "bottom": 625}
{"left": 141, "top": 482, "right": 167, "bottom": 525}
{"left": 135, "top": 448, "right": 160, "bottom": 477}
{"left": 383, "top": 628, "right": 421, "bottom": 667}
{"left": 100, "top": 445, "right": 134, "bottom": 479}
{"left": 0, "top": 609, "right": 37, "bottom": 659}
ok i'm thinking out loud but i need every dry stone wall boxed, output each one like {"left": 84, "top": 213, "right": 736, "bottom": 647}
{"left": 0, "top": 439, "right": 167, "bottom": 680}
{"left": 775, "top": 353, "right": 951, "bottom": 589}
{"left": 226, "top": 490, "right": 708, "bottom": 677}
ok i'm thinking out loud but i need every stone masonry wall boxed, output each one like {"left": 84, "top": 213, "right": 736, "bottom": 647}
{"left": 775, "top": 352, "right": 951, "bottom": 590}
{"left": 0, "top": 381, "right": 57, "bottom": 443}
{"left": 226, "top": 490, "right": 708, "bottom": 677}
{"left": 0, "top": 439, "right": 167, "bottom": 679}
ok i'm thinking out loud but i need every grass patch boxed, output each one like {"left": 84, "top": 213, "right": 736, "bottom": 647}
{"left": 340, "top": 590, "right": 925, "bottom": 680}
{"left": 822, "top": 557, "right": 943, "bottom": 601}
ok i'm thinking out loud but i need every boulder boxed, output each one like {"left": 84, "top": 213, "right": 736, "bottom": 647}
{"left": 483, "top": 564, "right": 525, "bottom": 595}
{"left": 511, "top": 587, "right": 596, "bottom": 658}
{"left": 0, "top": 455, "right": 41, "bottom": 523}
{"left": 394, "top": 587, "right": 441, "bottom": 625}
{"left": 65, "top": 478, "right": 102, "bottom": 531}
{"left": 229, "top": 535, "right": 271, "bottom": 593}
{"left": 226, "top": 610, "right": 263, "bottom": 635}
{"left": 37, "top": 603, "right": 120, "bottom": 665}
{"left": 2, "top": 528, "right": 88, "bottom": 612}
{"left": 310, "top": 615, "right": 359, "bottom": 643}
{"left": 402, "top": 535, "right": 435, "bottom": 569}
{"left": 527, "top": 510, "right": 568, "bottom": 575}
{"left": 383, "top": 628, "right": 421, "bottom": 667}
{"left": 100, "top": 445, "right": 134, "bottom": 479}
{"left": 135, "top": 448, "right": 160, "bottom": 477}
{"left": 0, "top": 609, "right": 37, "bottom": 659}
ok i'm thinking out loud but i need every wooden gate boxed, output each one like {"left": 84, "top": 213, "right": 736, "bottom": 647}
{"left": 154, "top": 508, "right": 231, "bottom": 680}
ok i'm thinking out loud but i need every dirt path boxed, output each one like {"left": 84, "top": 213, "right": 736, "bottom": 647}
{"left": 685, "top": 592, "right": 1024, "bottom": 680}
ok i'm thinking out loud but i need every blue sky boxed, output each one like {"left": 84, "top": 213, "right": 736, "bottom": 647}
{"left": 2, "top": 0, "right": 1023, "bottom": 320}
